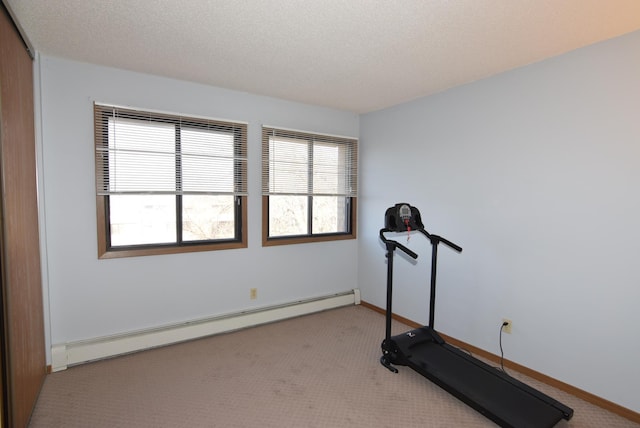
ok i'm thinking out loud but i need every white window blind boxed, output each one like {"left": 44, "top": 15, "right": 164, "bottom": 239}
{"left": 262, "top": 127, "right": 358, "bottom": 197}
{"left": 95, "top": 104, "right": 247, "bottom": 196}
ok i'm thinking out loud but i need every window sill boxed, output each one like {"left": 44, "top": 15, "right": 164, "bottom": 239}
{"left": 98, "top": 241, "right": 247, "bottom": 259}
{"left": 262, "top": 232, "right": 356, "bottom": 247}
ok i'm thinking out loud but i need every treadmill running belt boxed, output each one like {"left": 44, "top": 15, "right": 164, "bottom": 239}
{"left": 406, "top": 341, "right": 568, "bottom": 428}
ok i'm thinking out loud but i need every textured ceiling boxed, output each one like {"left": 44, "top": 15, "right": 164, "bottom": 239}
{"left": 6, "top": 0, "right": 640, "bottom": 113}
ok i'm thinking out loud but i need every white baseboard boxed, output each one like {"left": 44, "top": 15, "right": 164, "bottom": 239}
{"left": 51, "top": 289, "right": 360, "bottom": 372}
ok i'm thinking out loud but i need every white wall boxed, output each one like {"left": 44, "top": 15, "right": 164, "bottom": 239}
{"left": 358, "top": 31, "right": 640, "bottom": 412}
{"left": 38, "top": 56, "right": 359, "bottom": 349}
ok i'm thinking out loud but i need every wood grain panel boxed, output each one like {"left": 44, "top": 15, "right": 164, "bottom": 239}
{"left": 0, "top": 5, "right": 46, "bottom": 427}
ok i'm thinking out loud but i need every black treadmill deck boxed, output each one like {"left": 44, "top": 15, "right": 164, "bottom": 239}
{"left": 388, "top": 327, "right": 573, "bottom": 428}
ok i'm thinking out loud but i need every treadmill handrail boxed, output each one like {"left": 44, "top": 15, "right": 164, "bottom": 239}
{"left": 379, "top": 228, "right": 418, "bottom": 259}
{"left": 418, "top": 230, "right": 463, "bottom": 253}
{"left": 380, "top": 228, "right": 462, "bottom": 257}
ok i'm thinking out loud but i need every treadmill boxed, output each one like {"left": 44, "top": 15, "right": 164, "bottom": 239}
{"left": 379, "top": 203, "right": 573, "bottom": 428}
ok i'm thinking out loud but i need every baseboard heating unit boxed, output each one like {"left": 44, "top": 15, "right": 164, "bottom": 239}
{"left": 51, "top": 289, "right": 360, "bottom": 372}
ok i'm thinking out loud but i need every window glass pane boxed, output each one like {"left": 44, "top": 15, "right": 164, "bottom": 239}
{"left": 313, "top": 142, "right": 340, "bottom": 195}
{"left": 109, "top": 195, "right": 176, "bottom": 246}
{"left": 312, "top": 196, "right": 348, "bottom": 234}
{"left": 108, "top": 118, "right": 176, "bottom": 193}
{"left": 269, "top": 137, "right": 308, "bottom": 194}
{"left": 269, "top": 195, "right": 308, "bottom": 237}
{"left": 181, "top": 128, "right": 235, "bottom": 193}
{"left": 182, "top": 195, "right": 235, "bottom": 241}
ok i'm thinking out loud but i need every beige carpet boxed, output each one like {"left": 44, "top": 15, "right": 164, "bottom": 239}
{"left": 29, "top": 306, "right": 638, "bottom": 427}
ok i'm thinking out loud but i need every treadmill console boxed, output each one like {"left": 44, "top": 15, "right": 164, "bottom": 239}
{"left": 384, "top": 203, "right": 424, "bottom": 232}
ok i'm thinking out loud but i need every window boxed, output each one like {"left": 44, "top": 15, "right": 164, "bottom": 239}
{"left": 262, "top": 126, "right": 357, "bottom": 246}
{"left": 94, "top": 104, "right": 247, "bottom": 258}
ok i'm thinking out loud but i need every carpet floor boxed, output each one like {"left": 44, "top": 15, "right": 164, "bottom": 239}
{"left": 29, "top": 305, "right": 638, "bottom": 427}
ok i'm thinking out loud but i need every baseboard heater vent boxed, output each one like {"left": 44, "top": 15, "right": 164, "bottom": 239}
{"left": 51, "top": 289, "right": 360, "bottom": 372}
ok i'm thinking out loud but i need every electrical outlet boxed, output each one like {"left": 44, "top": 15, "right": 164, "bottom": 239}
{"left": 502, "top": 318, "right": 512, "bottom": 334}
{"left": 250, "top": 288, "right": 257, "bottom": 300}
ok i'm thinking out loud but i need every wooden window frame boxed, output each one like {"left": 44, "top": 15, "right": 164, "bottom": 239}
{"left": 262, "top": 126, "right": 357, "bottom": 247}
{"left": 94, "top": 104, "right": 247, "bottom": 259}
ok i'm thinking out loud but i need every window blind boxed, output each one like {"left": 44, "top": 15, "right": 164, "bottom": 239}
{"left": 95, "top": 104, "right": 247, "bottom": 196}
{"left": 261, "top": 127, "right": 358, "bottom": 197}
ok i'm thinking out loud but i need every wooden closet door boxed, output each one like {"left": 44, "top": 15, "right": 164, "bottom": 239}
{"left": 0, "top": 5, "right": 46, "bottom": 428}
